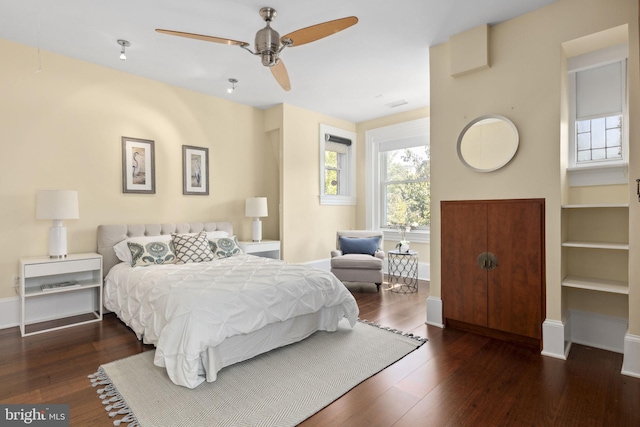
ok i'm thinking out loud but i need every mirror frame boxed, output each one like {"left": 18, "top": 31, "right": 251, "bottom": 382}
{"left": 456, "top": 115, "right": 519, "bottom": 172}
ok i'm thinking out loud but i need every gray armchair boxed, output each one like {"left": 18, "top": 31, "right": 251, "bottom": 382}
{"left": 330, "top": 230, "right": 385, "bottom": 292}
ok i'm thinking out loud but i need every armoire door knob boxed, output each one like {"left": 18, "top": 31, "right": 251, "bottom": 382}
{"left": 477, "top": 252, "right": 498, "bottom": 270}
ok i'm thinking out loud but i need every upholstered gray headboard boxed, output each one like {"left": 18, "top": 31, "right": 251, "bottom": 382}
{"left": 97, "top": 221, "right": 234, "bottom": 276}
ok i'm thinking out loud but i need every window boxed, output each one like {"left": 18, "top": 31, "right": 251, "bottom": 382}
{"left": 567, "top": 44, "right": 628, "bottom": 186}
{"left": 366, "top": 118, "right": 430, "bottom": 243}
{"left": 380, "top": 146, "right": 430, "bottom": 227}
{"left": 320, "top": 124, "right": 356, "bottom": 205}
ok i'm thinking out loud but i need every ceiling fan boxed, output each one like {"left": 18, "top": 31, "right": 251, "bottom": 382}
{"left": 156, "top": 7, "right": 358, "bottom": 91}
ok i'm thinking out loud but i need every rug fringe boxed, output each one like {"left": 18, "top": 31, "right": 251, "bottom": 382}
{"left": 357, "top": 318, "right": 428, "bottom": 345}
{"left": 88, "top": 368, "right": 141, "bottom": 427}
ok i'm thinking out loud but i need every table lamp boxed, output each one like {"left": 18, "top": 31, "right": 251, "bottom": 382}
{"left": 36, "top": 190, "right": 79, "bottom": 258}
{"left": 245, "top": 197, "right": 268, "bottom": 242}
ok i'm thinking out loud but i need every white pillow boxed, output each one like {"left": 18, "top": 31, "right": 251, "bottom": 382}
{"left": 113, "top": 230, "right": 229, "bottom": 264}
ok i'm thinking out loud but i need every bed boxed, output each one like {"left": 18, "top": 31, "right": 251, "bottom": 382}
{"left": 98, "top": 221, "right": 359, "bottom": 389}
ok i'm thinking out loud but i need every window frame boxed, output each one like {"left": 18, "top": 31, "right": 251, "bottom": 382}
{"left": 319, "top": 124, "right": 356, "bottom": 206}
{"left": 366, "top": 118, "right": 430, "bottom": 244}
{"left": 567, "top": 43, "right": 628, "bottom": 187}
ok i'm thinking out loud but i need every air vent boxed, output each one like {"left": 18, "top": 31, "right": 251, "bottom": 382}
{"left": 385, "top": 99, "right": 408, "bottom": 108}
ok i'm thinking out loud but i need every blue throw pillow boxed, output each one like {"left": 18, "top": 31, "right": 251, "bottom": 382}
{"left": 339, "top": 236, "right": 380, "bottom": 256}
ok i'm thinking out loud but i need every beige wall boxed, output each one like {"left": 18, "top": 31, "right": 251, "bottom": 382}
{"left": 429, "top": 0, "right": 638, "bottom": 335}
{"left": 268, "top": 104, "right": 357, "bottom": 263}
{"left": 0, "top": 38, "right": 279, "bottom": 299}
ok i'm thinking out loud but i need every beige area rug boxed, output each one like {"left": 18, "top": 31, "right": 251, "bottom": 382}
{"left": 89, "top": 319, "right": 426, "bottom": 427}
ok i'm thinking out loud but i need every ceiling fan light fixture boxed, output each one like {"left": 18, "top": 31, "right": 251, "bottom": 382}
{"left": 227, "top": 78, "right": 238, "bottom": 93}
{"left": 117, "top": 39, "right": 130, "bottom": 61}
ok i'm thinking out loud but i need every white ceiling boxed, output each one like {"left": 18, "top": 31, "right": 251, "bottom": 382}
{"left": 0, "top": 0, "right": 556, "bottom": 123}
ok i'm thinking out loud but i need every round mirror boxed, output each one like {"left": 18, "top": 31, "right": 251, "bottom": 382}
{"left": 457, "top": 115, "right": 519, "bottom": 172}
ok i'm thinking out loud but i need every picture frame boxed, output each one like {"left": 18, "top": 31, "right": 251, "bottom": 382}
{"left": 122, "top": 137, "right": 155, "bottom": 194}
{"left": 182, "top": 145, "right": 209, "bottom": 195}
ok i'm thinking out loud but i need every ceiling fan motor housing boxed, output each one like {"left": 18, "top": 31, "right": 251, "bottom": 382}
{"left": 256, "top": 25, "right": 281, "bottom": 66}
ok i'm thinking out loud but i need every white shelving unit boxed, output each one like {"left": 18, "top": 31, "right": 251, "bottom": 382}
{"left": 20, "top": 253, "right": 103, "bottom": 337}
{"left": 561, "top": 204, "right": 629, "bottom": 295}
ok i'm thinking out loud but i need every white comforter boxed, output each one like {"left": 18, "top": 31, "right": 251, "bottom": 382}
{"left": 104, "top": 254, "right": 359, "bottom": 388}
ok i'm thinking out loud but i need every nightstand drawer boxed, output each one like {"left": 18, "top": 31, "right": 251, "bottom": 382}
{"left": 24, "top": 258, "right": 101, "bottom": 278}
{"left": 242, "top": 241, "right": 280, "bottom": 253}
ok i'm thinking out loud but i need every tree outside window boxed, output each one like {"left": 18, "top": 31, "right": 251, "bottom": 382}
{"left": 382, "top": 146, "right": 430, "bottom": 228}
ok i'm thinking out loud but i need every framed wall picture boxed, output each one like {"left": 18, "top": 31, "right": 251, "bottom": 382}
{"left": 183, "top": 145, "right": 209, "bottom": 195}
{"left": 122, "top": 137, "right": 155, "bottom": 194}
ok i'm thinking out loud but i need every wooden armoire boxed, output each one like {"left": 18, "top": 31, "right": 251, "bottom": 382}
{"left": 441, "top": 199, "right": 545, "bottom": 348}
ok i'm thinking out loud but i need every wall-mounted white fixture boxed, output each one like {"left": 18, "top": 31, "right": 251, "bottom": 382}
{"left": 36, "top": 190, "right": 79, "bottom": 258}
{"left": 117, "top": 39, "right": 130, "bottom": 61}
{"left": 245, "top": 197, "right": 268, "bottom": 242}
{"left": 227, "top": 78, "right": 238, "bottom": 93}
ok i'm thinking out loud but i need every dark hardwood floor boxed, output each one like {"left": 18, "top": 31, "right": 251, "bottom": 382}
{"left": 1, "top": 280, "right": 638, "bottom": 426}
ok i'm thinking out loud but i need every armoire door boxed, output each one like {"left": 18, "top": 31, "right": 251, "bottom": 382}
{"left": 487, "top": 200, "right": 543, "bottom": 339}
{"left": 441, "top": 201, "right": 489, "bottom": 326}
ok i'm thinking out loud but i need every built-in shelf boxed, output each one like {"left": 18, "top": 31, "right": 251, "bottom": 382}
{"left": 561, "top": 275, "right": 629, "bottom": 295}
{"left": 561, "top": 241, "right": 629, "bottom": 250}
{"left": 561, "top": 203, "right": 629, "bottom": 209}
{"left": 561, "top": 203, "right": 629, "bottom": 295}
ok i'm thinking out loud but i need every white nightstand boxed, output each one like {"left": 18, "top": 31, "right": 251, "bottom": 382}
{"left": 238, "top": 240, "right": 281, "bottom": 259}
{"left": 20, "top": 253, "right": 103, "bottom": 337}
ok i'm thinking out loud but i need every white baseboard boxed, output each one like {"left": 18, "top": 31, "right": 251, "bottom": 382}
{"left": 303, "top": 258, "right": 431, "bottom": 281}
{"left": 541, "top": 318, "right": 570, "bottom": 360}
{"left": 622, "top": 332, "right": 640, "bottom": 378}
{"left": 568, "top": 309, "right": 627, "bottom": 354}
{"left": 425, "top": 296, "right": 443, "bottom": 328}
{"left": 0, "top": 296, "right": 20, "bottom": 330}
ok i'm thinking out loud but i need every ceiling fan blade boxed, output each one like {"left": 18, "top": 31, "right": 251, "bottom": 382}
{"left": 271, "top": 60, "right": 291, "bottom": 91}
{"left": 156, "top": 29, "right": 248, "bottom": 46}
{"left": 282, "top": 16, "right": 358, "bottom": 47}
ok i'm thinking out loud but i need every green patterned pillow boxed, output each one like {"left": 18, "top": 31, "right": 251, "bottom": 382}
{"left": 128, "top": 241, "right": 176, "bottom": 267}
{"left": 208, "top": 235, "right": 243, "bottom": 258}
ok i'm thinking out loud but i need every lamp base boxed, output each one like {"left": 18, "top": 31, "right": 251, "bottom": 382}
{"left": 252, "top": 218, "right": 262, "bottom": 242}
{"left": 49, "top": 221, "right": 68, "bottom": 259}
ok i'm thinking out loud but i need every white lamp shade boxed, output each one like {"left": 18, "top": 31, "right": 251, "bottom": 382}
{"left": 245, "top": 197, "right": 268, "bottom": 218}
{"left": 36, "top": 190, "right": 79, "bottom": 220}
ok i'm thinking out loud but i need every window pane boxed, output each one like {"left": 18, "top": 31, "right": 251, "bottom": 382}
{"left": 381, "top": 145, "right": 430, "bottom": 228}
{"left": 577, "top": 132, "right": 591, "bottom": 151}
{"left": 591, "top": 148, "right": 606, "bottom": 160}
{"left": 577, "top": 120, "right": 591, "bottom": 133}
{"left": 324, "top": 169, "right": 338, "bottom": 195}
{"left": 591, "top": 118, "right": 606, "bottom": 149}
{"left": 384, "top": 182, "right": 430, "bottom": 227}
{"left": 577, "top": 150, "right": 591, "bottom": 162}
{"left": 606, "top": 147, "right": 621, "bottom": 158}
{"left": 606, "top": 128, "right": 621, "bottom": 148}
{"left": 385, "top": 146, "right": 430, "bottom": 182}
{"left": 324, "top": 150, "right": 338, "bottom": 168}
{"left": 606, "top": 115, "right": 621, "bottom": 128}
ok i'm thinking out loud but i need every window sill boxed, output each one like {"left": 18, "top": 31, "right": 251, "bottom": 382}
{"left": 383, "top": 229, "right": 430, "bottom": 244}
{"left": 320, "top": 195, "right": 357, "bottom": 206}
{"left": 567, "top": 163, "right": 627, "bottom": 187}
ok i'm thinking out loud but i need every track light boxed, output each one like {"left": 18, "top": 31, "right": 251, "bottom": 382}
{"left": 117, "top": 39, "right": 130, "bottom": 61}
{"left": 227, "top": 78, "right": 238, "bottom": 93}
